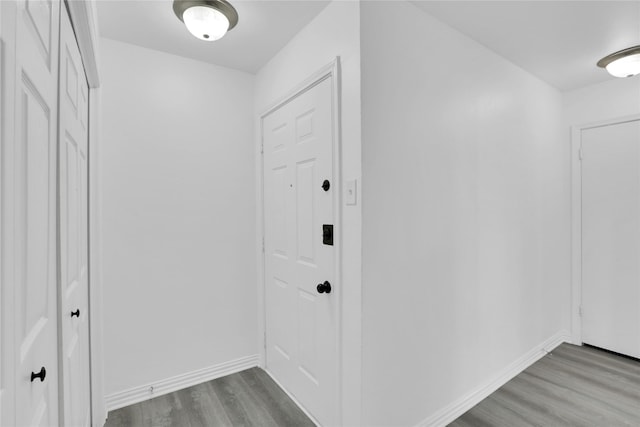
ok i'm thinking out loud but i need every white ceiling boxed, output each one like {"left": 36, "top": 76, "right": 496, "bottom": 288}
{"left": 412, "top": 1, "right": 640, "bottom": 92}
{"left": 96, "top": 0, "right": 330, "bottom": 74}
{"left": 98, "top": 1, "right": 640, "bottom": 89}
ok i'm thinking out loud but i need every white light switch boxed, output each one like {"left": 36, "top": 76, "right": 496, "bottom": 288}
{"left": 346, "top": 179, "right": 357, "bottom": 205}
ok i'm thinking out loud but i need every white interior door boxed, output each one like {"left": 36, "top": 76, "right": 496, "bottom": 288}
{"left": 59, "top": 3, "right": 91, "bottom": 426}
{"left": 263, "top": 76, "right": 338, "bottom": 426}
{"left": 13, "top": 0, "right": 61, "bottom": 425}
{"left": 582, "top": 119, "right": 640, "bottom": 359}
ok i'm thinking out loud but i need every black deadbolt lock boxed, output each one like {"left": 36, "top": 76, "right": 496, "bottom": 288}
{"left": 323, "top": 224, "right": 333, "bottom": 246}
{"left": 322, "top": 180, "right": 330, "bottom": 192}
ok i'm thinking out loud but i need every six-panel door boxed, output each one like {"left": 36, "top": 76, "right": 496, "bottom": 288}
{"left": 263, "top": 76, "right": 338, "bottom": 426}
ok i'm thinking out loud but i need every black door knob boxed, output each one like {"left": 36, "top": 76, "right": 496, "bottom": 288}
{"left": 316, "top": 281, "right": 332, "bottom": 294}
{"left": 322, "top": 180, "right": 330, "bottom": 191}
{"left": 30, "top": 366, "right": 46, "bottom": 382}
{"left": 71, "top": 309, "right": 80, "bottom": 318}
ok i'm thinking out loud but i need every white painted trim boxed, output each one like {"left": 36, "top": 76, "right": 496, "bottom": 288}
{"left": 570, "top": 125, "right": 582, "bottom": 345}
{"left": 570, "top": 114, "right": 640, "bottom": 345}
{"left": 105, "top": 354, "right": 259, "bottom": 412}
{"left": 0, "top": 3, "right": 18, "bottom": 424}
{"left": 260, "top": 60, "right": 340, "bottom": 118}
{"left": 88, "top": 87, "right": 106, "bottom": 426}
{"left": 416, "top": 331, "right": 570, "bottom": 427}
{"left": 65, "top": 0, "right": 100, "bottom": 87}
{"left": 264, "top": 368, "right": 320, "bottom": 427}
{"left": 256, "top": 92, "right": 266, "bottom": 370}
{"left": 256, "top": 57, "right": 343, "bottom": 425}
{"left": 0, "top": 23, "right": 4, "bottom": 427}
{"left": 331, "top": 58, "right": 344, "bottom": 426}
{"left": 575, "top": 114, "right": 640, "bottom": 132}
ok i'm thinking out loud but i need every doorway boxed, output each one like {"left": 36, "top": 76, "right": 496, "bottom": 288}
{"left": 260, "top": 62, "right": 341, "bottom": 426}
{"left": 574, "top": 116, "right": 640, "bottom": 359}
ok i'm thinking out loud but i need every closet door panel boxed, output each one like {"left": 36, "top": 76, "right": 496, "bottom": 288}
{"left": 13, "top": 0, "right": 61, "bottom": 425}
{"left": 59, "top": 4, "right": 91, "bottom": 426}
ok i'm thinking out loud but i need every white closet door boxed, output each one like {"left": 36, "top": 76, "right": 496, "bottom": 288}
{"left": 263, "top": 76, "right": 338, "bottom": 426}
{"left": 582, "top": 119, "right": 640, "bottom": 359}
{"left": 59, "top": 3, "right": 91, "bottom": 426}
{"left": 13, "top": 0, "right": 61, "bottom": 425}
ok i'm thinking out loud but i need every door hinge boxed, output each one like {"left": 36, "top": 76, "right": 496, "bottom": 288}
{"left": 578, "top": 148, "right": 583, "bottom": 160}
{"left": 262, "top": 237, "right": 265, "bottom": 253}
{"left": 578, "top": 305, "right": 583, "bottom": 317}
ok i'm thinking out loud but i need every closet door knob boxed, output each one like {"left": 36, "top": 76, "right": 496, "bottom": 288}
{"left": 30, "top": 367, "right": 46, "bottom": 382}
{"left": 316, "top": 281, "right": 332, "bottom": 294}
{"left": 71, "top": 309, "right": 80, "bottom": 318}
{"left": 322, "top": 180, "right": 330, "bottom": 191}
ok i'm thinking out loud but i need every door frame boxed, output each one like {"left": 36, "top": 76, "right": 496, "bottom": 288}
{"left": 570, "top": 113, "right": 640, "bottom": 345}
{"left": 256, "top": 58, "right": 343, "bottom": 424}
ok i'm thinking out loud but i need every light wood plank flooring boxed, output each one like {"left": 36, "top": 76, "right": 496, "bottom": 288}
{"left": 105, "top": 344, "right": 640, "bottom": 427}
{"left": 104, "top": 367, "right": 314, "bottom": 427}
{"left": 449, "top": 343, "right": 640, "bottom": 427}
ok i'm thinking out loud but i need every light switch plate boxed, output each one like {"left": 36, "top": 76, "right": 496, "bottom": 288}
{"left": 346, "top": 179, "right": 357, "bottom": 205}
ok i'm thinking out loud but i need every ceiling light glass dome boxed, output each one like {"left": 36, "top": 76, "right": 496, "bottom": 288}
{"left": 173, "top": 0, "right": 238, "bottom": 41}
{"left": 597, "top": 46, "right": 640, "bottom": 78}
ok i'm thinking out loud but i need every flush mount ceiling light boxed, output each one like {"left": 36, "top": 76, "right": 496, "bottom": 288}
{"left": 597, "top": 45, "right": 640, "bottom": 78}
{"left": 173, "top": 0, "right": 238, "bottom": 41}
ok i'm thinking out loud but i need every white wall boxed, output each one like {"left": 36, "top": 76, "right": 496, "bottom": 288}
{"left": 254, "top": 2, "right": 362, "bottom": 425}
{"left": 564, "top": 77, "right": 640, "bottom": 126}
{"left": 360, "top": 2, "right": 570, "bottom": 426}
{"left": 100, "top": 38, "right": 257, "bottom": 397}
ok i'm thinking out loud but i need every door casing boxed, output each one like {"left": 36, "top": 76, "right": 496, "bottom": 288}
{"left": 570, "top": 113, "right": 640, "bottom": 345}
{"left": 257, "top": 58, "right": 343, "bottom": 425}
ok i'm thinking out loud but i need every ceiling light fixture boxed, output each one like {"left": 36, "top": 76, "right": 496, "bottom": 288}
{"left": 173, "top": 0, "right": 238, "bottom": 41}
{"left": 597, "top": 45, "right": 640, "bottom": 78}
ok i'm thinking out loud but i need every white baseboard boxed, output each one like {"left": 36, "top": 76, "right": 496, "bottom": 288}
{"left": 105, "top": 354, "right": 259, "bottom": 412}
{"left": 416, "top": 330, "right": 570, "bottom": 427}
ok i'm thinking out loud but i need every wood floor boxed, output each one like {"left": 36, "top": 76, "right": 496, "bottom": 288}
{"left": 104, "top": 367, "right": 315, "bottom": 427}
{"left": 105, "top": 344, "right": 640, "bottom": 427}
{"left": 449, "top": 343, "right": 640, "bottom": 427}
